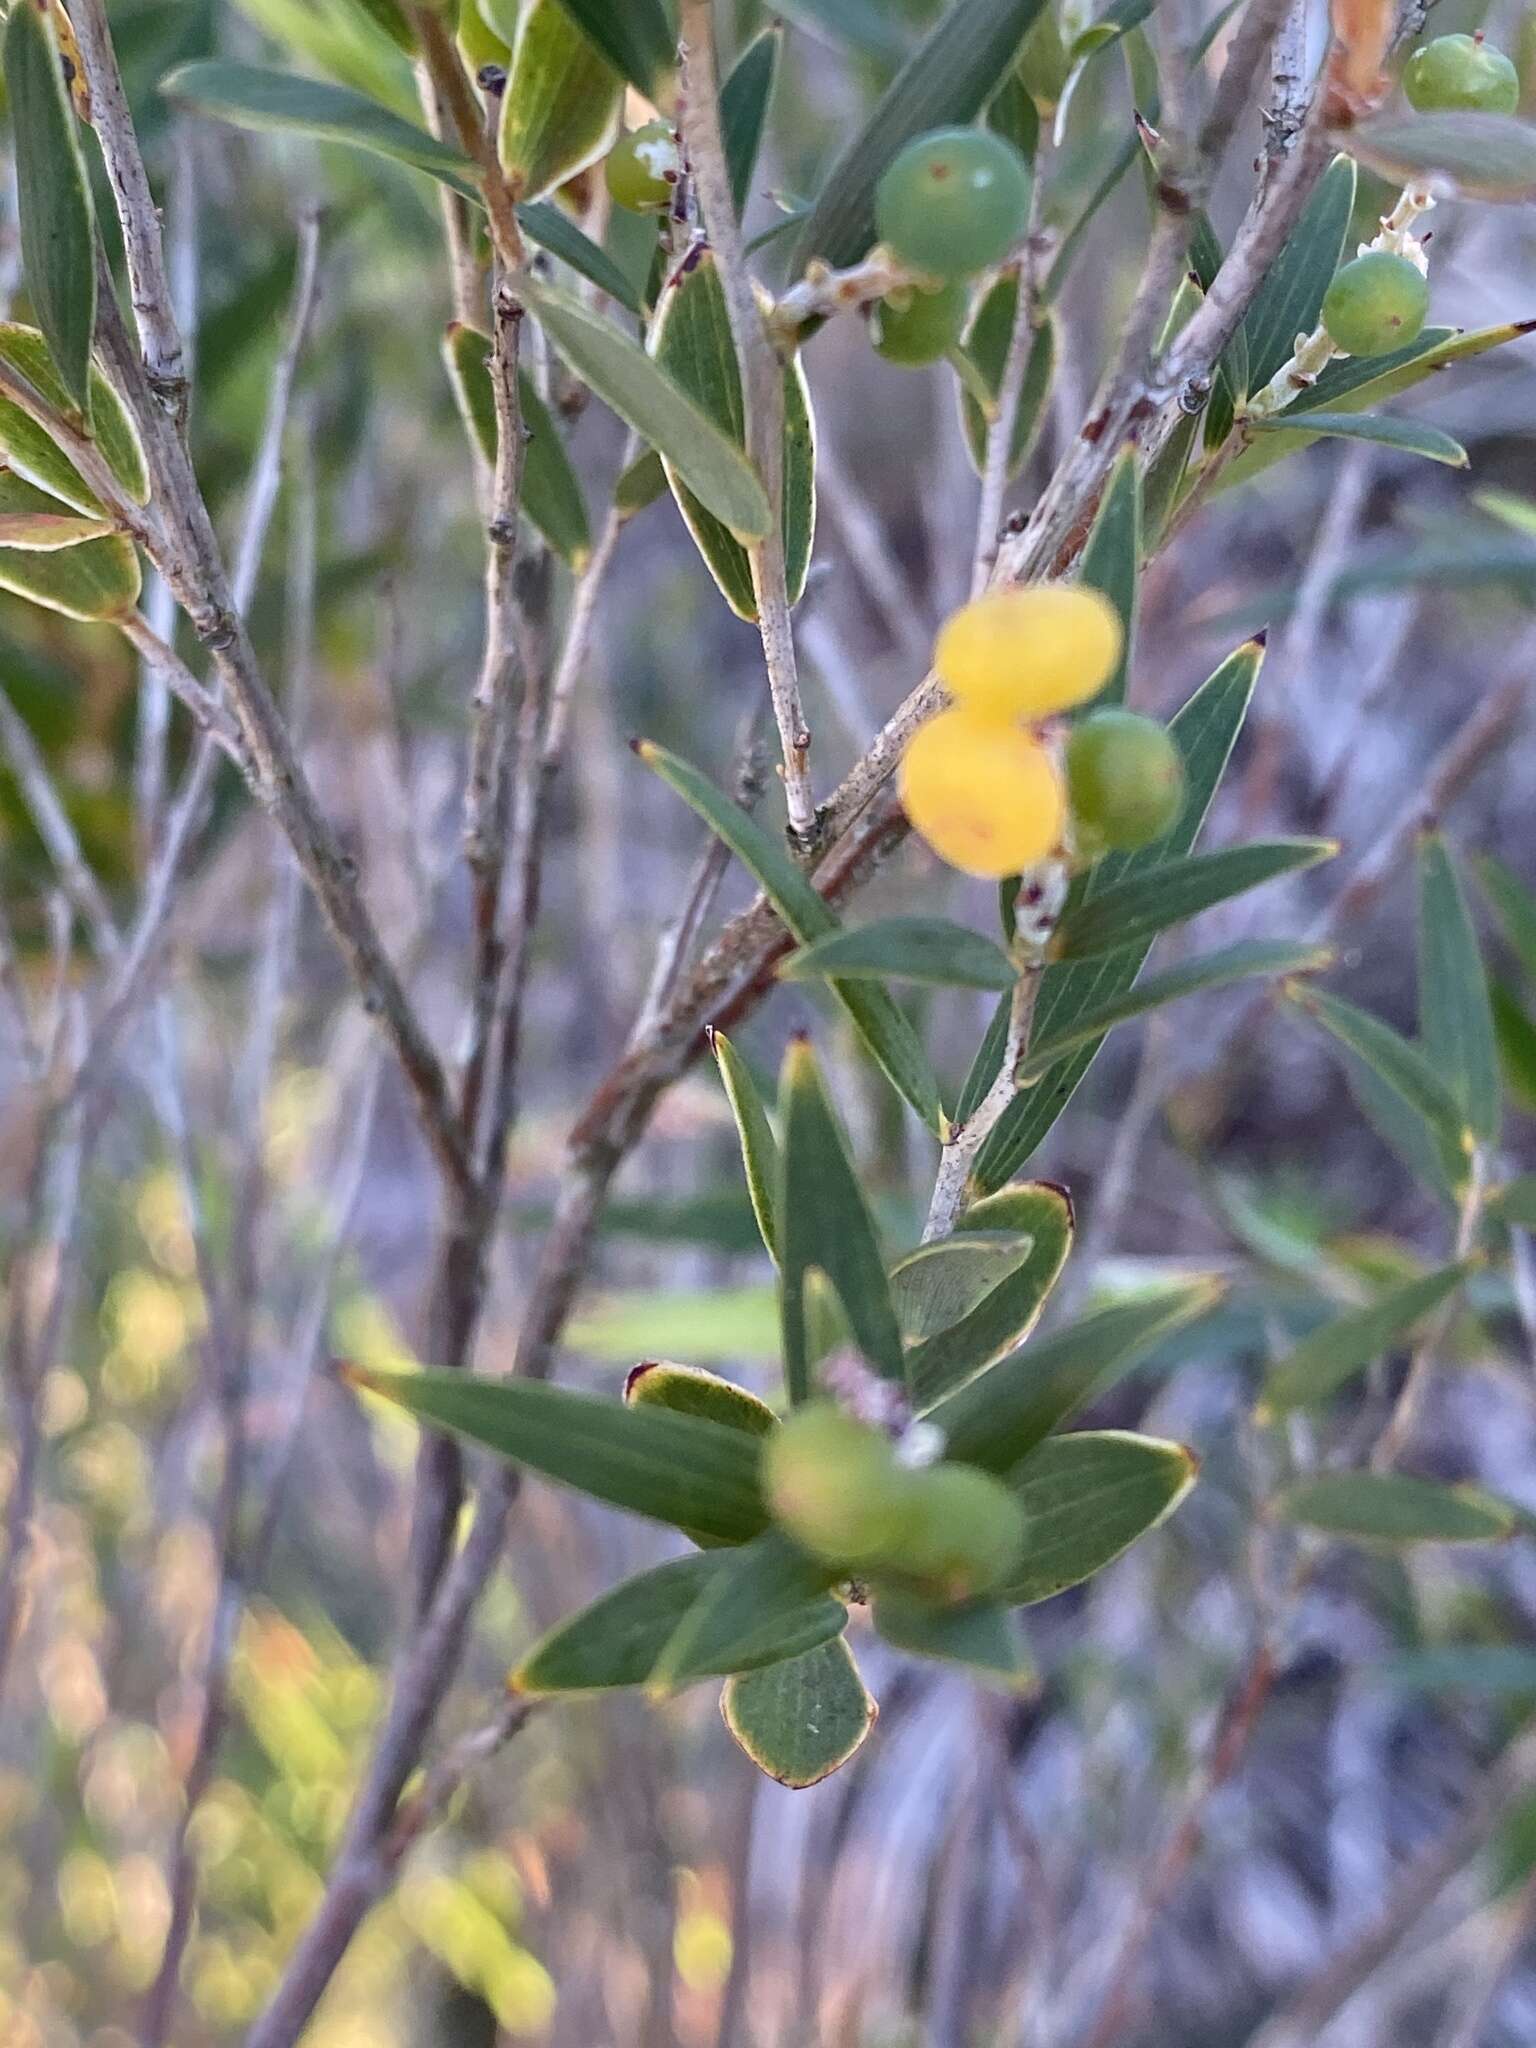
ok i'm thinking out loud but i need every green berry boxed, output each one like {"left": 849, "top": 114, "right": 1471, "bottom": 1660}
{"left": 874, "top": 127, "right": 1031, "bottom": 284}
{"left": 605, "top": 121, "right": 679, "bottom": 213}
{"left": 1405, "top": 33, "right": 1519, "bottom": 114}
{"left": 763, "top": 1404, "right": 912, "bottom": 1571}
{"left": 1066, "top": 709, "right": 1186, "bottom": 855}
{"left": 1320, "top": 250, "right": 1429, "bottom": 360}
{"left": 897, "top": 1464, "right": 1024, "bottom": 1603}
{"left": 870, "top": 281, "right": 969, "bottom": 367}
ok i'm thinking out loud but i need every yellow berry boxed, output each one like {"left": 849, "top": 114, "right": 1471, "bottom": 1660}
{"left": 934, "top": 585, "right": 1122, "bottom": 720}
{"left": 899, "top": 708, "right": 1064, "bottom": 878}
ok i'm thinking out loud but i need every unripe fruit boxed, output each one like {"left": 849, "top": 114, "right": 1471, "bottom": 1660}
{"left": 1405, "top": 33, "right": 1519, "bottom": 114}
{"left": 934, "top": 585, "right": 1123, "bottom": 721}
{"left": 1066, "top": 709, "right": 1185, "bottom": 853}
{"left": 899, "top": 709, "right": 1065, "bottom": 878}
{"left": 763, "top": 1404, "right": 913, "bottom": 1570}
{"left": 874, "top": 128, "right": 1031, "bottom": 283}
{"left": 1320, "top": 251, "right": 1429, "bottom": 359}
{"left": 870, "top": 281, "right": 969, "bottom": 367}
{"left": 605, "top": 120, "right": 680, "bottom": 213}
{"left": 898, "top": 1464, "right": 1024, "bottom": 1603}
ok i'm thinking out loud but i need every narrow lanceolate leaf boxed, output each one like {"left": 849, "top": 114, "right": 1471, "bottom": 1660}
{"left": 499, "top": 0, "right": 622, "bottom": 205}
{"left": 723, "top": 1637, "right": 876, "bottom": 1786}
{"left": 624, "top": 1361, "right": 778, "bottom": 1437}
{"left": 931, "top": 1279, "right": 1223, "bottom": 1473}
{"left": 0, "top": 532, "right": 140, "bottom": 619}
{"left": 1274, "top": 1473, "right": 1516, "bottom": 1545}
{"left": 1260, "top": 1263, "right": 1469, "bottom": 1418}
{"left": 516, "top": 200, "right": 644, "bottom": 314}
{"left": 901, "top": 1183, "right": 1074, "bottom": 1411}
{"left": 638, "top": 743, "right": 943, "bottom": 1131}
{"left": 1001, "top": 1430, "right": 1197, "bottom": 1604}
{"left": 338, "top": 0, "right": 417, "bottom": 55}
{"left": 778, "top": 1037, "right": 905, "bottom": 1400}
{"left": 780, "top": 916, "right": 1016, "bottom": 992}
{"left": 890, "top": 1235, "right": 1040, "bottom": 1343}
{"left": 519, "top": 272, "right": 771, "bottom": 541}
{"left": 547, "top": 0, "right": 674, "bottom": 101}
{"left": 442, "top": 324, "right": 591, "bottom": 567}
{"left": 0, "top": 469, "right": 111, "bottom": 548}
{"left": 1076, "top": 447, "right": 1140, "bottom": 707}
{"left": 649, "top": 1530, "right": 843, "bottom": 1694}
{"left": 5, "top": 0, "right": 96, "bottom": 416}
{"left": 1348, "top": 111, "right": 1536, "bottom": 202}
{"left": 723, "top": 26, "right": 782, "bottom": 215}
{"left": 1243, "top": 411, "right": 1468, "bottom": 468}
{"left": 347, "top": 1364, "right": 770, "bottom": 1543}
{"left": 1492, "top": 984, "right": 1536, "bottom": 1115}
{"left": 1015, "top": 940, "right": 1331, "bottom": 1081}
{"left": 0, "top": 328, "right": 150, "bottom": 516}
{"left": 161, "top": 61, "right": 477, "bottom": 187}
{"left": 1478, "top": 853, "right": 1536, "bottom": 982}
{"left": 872, "top": 1590, "right": 1033, "bottom": 1686}
{"left": 794, "top": 0, "right": 1048, "bottom": 270}
{"left": 957, "top": 282, "right": 1055, "bottom": 481}
{"left": 648, "top": 251, "right": 815, "bottom": 619}
{"left": 1240, "top": 153, "right": 1355, "bottom": 389}
{"left": 1054, "top": 840, "right": 1336, "bottom": 961}
{"left": 1284, "top": 983, "right": 1470, "bottom": 1179}
{"left": 233, "top": 0, "right": 418, "bottom": 113}
{"left": 1417, "top": 833, "right": 1500, "bottom": 1143}
{"left": 614, "top": 446, "right": 668, "bottom": 515}
{"left": 513, "top": 1552, "right": 842, "bottom": 1694}
{"left": 973, "top": 638, "right": 1263, "bottom": 1189}
{"left": 710, "top": 1030, "right": 781, "bottom": 1264}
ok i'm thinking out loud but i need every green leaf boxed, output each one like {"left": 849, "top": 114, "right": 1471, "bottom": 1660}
{"left": 1076, "top": 447, "right": 1140, "bottom": 707}
{"left": 1418, "top": 833, "right": 1500, "bottom": 1142}
{"left": 442, "top": 324, "right": 592, "bottom": 567}
{"left": 1001, "top": 1429, "right": 1197, "bottom": 1604}
{"left": 957, "top": 282, "right": 1055, "bottom": 481}
{"left": 710, "top": 1028, "right": 780, "bottom": 1264}
{"left": 1043, "top": 133, "right": 1137, "bottom": 307}
{"left": 0, "top": 470, "right": 111, "bottom": 548}
{"left": 1259, "top": 1263, "right": 1469, "bottom": 1417}
{"left": 519, "top": 271, "right": 771, "bottom": 541}
{"left": 0, "top": 532, "right": 141, "bottom": 620}
{"left": 1491, "top": 1173, "right": 1536, "bottom": 1228}
{"left": 1054, "top": 839, "right": 1336, "bottom": 961}
{"left": 348, "top": 1364, "right": 770, "bottom": 1543}
{"left": 624, "top": 1360, "right": 778, "bottom": 1436}
{"left": 337, "top": 0, "right": 417, "bottom": 56}
{"left": 890, "top": 1234, "right": 1040, "bottom": 1341}
{"left": 900, "top": 1183, "right": 1074, "bottom": 1411}
{"left": 1284, "top": 983, "right": 1470, "bottom": 1181}
{"left": 0, "top": 326, "right": 150, "bottom": 517}
{"left": 987, "top": 70, "right": 1038, "bottom": 161}
{"left": 647, "top": 249, "right": 815, "bottom": 617}
{"left": 780, "top": 916, "right": 1016, "bottom": 992}
{"left": 513, "top": 1551, "right": 842, "bottom": 1694}
{"left": 161, "top": 59, "right": 477, "bottom": 185}
{"left": 793, "top": 0, "right": 1048, "bottom": 271}
{"left": 1014, "top": 940, "right": 1330, "bottom": 1080}
{"left": 1478, "top": 853, "right": 1536, "bottom": 983}
{"left": 613, "top": 445, "right": 668, "bottom": 515}
{"left": 1274, "top": 1473, "right": 1516, "bottom": 1545}
{"left": 971, "top": 637, "right": 1264, "bottom": 1188}
{"left": 232, "top": 0, "right": 418, "bottom": 114}
{"left": 499, "top": 0, "right": 623, "bottom": 204}
{"left": 930, "top": 1278, "right": 1223, "bottom": 1473}
{"left": 648, "top": 1529, "right": 843, "bottom": 1694}
{"left": 1348, "top": 111, "right": 1536, "bottom": 202}
{"left": 547, "top": 0, "right": 674, "bottom": 101}
{"left": 5, "top": 0, "right": 96, "bottom": 416}
{"left": 872, "top": 1589, "right": 1033, "bottom": 1686}
{"left": 638, "top": 742, "right": 943, "bottom": 1132}
{"left": 1243, "top": 410, "right": 1468, "bottom": 468}
{"left": 516, "top": 199, "right": 645, "bottom": 313}
{"left": 1240, "top": 153, "right": 1355, "bottom": 389}
{"left": 774, "top": 0, "right": 909, "bottom": 64}
{"left": 722, "top": 1636, "right": 877, "bottom": 1786}
{"left": 723, "top": 25, "right": 781, "bottom": 216}
{"left": 1492, "top": 984, "right": 1536, "bottom": 1115}
{"left": 778, "top": 1037, "right": 905, "bottom": 1401}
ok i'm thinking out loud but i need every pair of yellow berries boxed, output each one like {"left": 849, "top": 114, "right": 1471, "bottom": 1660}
{"left": 899, "top": 584, "right": 1122, "bottom": 878}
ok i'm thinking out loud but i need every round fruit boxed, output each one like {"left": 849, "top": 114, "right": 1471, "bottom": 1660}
{"left": 899, "top": 709, "right": 1065, "bottom": 878}
{"left": 1405, "top": 33, "right": 1519, "bottom": 114}
{"left": 934, "top": 585, "right": 1123, "bottom": 721}
{"left": 1066, "top": 709, "right": 1185, "bottom": 854}
{"left": 763, "top": 1404, "right": 912, "bottom": 1570}
{"left": 898, "top": 1464, "right": 1025, "bottom": 1603}
{"left": 1320, "top": 251, "right": 1429, "bottom": 359}
{"left": 605, "top": 120, "right": 680, "bottom": 213}
{"left": 871, "top": 281, "right": 969, "bottom": 367}
{"left": 874, "top": 127, "right": 1031, "bottom": 283}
